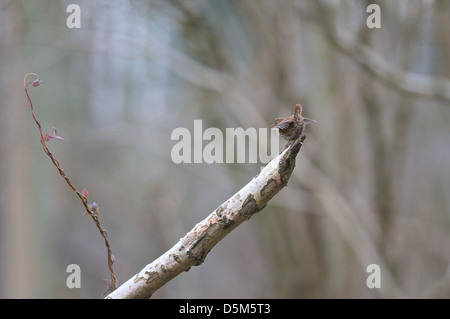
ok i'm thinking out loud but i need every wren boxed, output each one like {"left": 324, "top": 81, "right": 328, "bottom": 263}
{"left": 272, "top": 104, "right": 316, "bottom": 150}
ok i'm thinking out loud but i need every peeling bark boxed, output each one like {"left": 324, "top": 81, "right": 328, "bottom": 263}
{"left": 107, "top": 135, "right": 307, "bottom": 299}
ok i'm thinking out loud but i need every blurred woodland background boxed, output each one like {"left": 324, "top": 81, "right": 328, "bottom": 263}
{"left": 1, "top": 0, "right": 450, "bottom": 298}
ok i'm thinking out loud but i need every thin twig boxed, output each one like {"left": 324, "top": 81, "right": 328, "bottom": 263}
{"left": 23, "top": 73, "right": 118, "bottom": 297}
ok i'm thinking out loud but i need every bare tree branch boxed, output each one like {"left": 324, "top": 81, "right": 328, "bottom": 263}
{"left": 302, "top": 2, "right": 450, "bottom": 104}
{"left": 107, "top": 136, "right": 306, "bottom": 299}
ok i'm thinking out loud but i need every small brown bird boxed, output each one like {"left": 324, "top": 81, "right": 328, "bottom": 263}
{"left": 272, "top": 104, "right": 316, "bottom": 150}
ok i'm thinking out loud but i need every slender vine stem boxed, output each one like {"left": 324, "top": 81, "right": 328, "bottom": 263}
{"left": 24, "top": 73, "right": 118, "bottom": 297}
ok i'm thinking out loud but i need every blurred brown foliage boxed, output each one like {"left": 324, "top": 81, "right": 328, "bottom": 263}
{"left": 1, "top": 0, "right": 450, "bottom": 298}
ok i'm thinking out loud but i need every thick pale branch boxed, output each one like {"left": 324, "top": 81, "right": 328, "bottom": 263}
{"left": 107, "top": 136, "right": 306, "bottom": 299}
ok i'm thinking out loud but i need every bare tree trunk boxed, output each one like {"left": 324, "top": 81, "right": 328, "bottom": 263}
{"left": 0, "top": 2, "right": 36, "bottom": 298}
